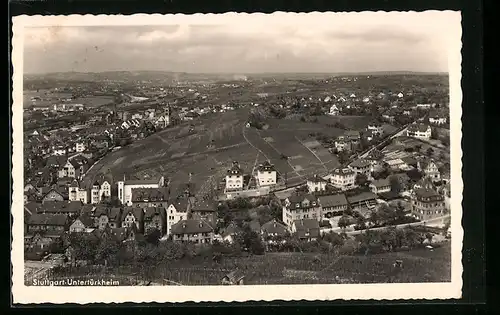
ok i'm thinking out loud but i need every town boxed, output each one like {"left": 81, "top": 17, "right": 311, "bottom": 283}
{"left": 23, "top": 72, "right": 452, "bottom": 285}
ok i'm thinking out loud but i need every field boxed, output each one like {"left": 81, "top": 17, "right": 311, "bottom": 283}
{"left": 23, "top": 90, "right": 114, "bottom": 108}
{"left": 40, "top": 241, "right": 451, "bottom": 285}
{"left": 83, "top": 110, "right": 375, "bottom": 196}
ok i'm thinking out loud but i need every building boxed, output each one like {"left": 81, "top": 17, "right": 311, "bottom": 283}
{"left": 406, "top": 123, "right": 432, "bottom": 140}
{"left": 171, "top": 219, "right": 214, "bottom": 244}
{"left": 69, "top": 215, "right": 95, "bottom": 233}
{"left": 369, "top": 178, "right": 391, "bottom": 194}
{"left": 57, "top": 160, "right": 79, "bottom": 179}
{"left": 37, "top": 200, "right": 82, "bottom": 218}
{"left": 334, "top": 136, "right": 352, "bottom": 152}
{"left": 306, "top": 175, "right": 328, "bottom": 193}
{"left": 26, "top": 213, "right": 69, "bottom": 235}
{"left": 130, "top": 187, "right": 169, "bottom": 208}
{"left": 190, "top": 200, "right": 216, "bottom": 227}
{"left": 225, "top": 161, "right": 244, "bottom": 191}
{"left": 121, "top": 207, "right": 145, "bottom": 232}
{"left": 166, "top": 199, "right": 189, "bottom": 235}
{"left": 330, "top": 168, "right": 356, "bottom": 191}
{"left": 346, "top": 192, "right": 378, "bottom": 211}
{"left": 282, "top": 193, "right": 322, "bottom": 229}
{"left": 256, "top": 161, "right": 277, "bottom": 187}
{"left": 116, "top": 175, "right": 165, "bottom": 206}
{"left": 41, "top": 188, "right": 65, "bottom": 203}
{"left": 318, "top": 193, "right": 349, "bottom": 218}
{"left": 90, "top": 180, "right": 112, "bottom": 204}
{"left": 68, "top": 179, "right": 88, "bottom": 204}
{"left": 291, "top": 219, "right": 320, "bottom": 241}
{"left": 367, "top": 122, "right": 384, "bottom": 136}
{"left": 95, "top": 207, "right": 122, "bottom": 229}
{"left": 411, "top": 188, "right": 446, "bottom": 221}
{"left": 418, "top": 159, "right": 441, "bottom": 182}
{"left": 429, "top": 110, "right": 448, "bottom": 125}
{"left": 349, "top": 159, "right": 372, "bottom": 178}
{"left": 75, "top": 142, "right": 86, "bottom": 153}
{"left": 384, "top": 158, "right": 408, "bottom": 171}
{"left": 260, "top": 219, "right": 288, "bottom": 239}
{"left": 328, "top": 104, "right": 339, "bottom": 116}
{"left": 143, "top": 207, "right": 166, "bottom": 234}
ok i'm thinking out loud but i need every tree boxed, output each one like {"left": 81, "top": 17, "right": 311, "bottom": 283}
{"left": 338, "top": 215, "right": 351, "bottom": 231}
{"left": 322, "top": 231, "right": 344, "bottom": 247}
{"left": 68, "top": 233, "right": 98, "bottom": 263}
{"left": 430, "top": 128, "right": 438, "bottom": 140}
{"left": 426, "top": 147, "right": 434, "bottom": 156}
{"left": 145, "top": 228, "right": 162, "bottom": 246}
{"left": 355, "top": 174, "right": 368, "bottom": 186}
{"left": 377, "top": 204, "right": 397, "bottom": 225}
{"left": 389, "top": 175, "right": 402, "bottom": 193}
{"left": 95, "top": 238, "right": 121, "bottom": 267}
{"left": 354, "top": 216, "right": 367, "bottom": 230}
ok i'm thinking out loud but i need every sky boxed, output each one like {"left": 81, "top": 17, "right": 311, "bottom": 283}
{"left": 22, "top": 11, "right": 461, "bottom": 74}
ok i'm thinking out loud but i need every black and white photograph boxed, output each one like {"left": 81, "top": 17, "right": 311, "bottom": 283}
{"left": 11, "top": 11, "right": 463, "bottom": 303}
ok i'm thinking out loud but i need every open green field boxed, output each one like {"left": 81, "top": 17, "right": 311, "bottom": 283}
{"left": 82, "top": 110, "right": 375, "bottom": 196}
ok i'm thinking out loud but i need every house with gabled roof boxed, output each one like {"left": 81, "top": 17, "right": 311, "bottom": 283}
{"left": 369, "top": 178, "right": 391, "bottom": 194}
{"left": 256, "top": 161, "right": 277, "bottom": 187}
{"left": 225, "top": 161, "right": 244, "bottom": 191}
{"left": 69, "top": 214, "right": 95, "bottom": 233}
{"left": 417, "top": 158, "right": 441, "bottom": 182}
{"left": 26, "top": 213, "right": 70, "bottom": 236}
{"left": 95, "top": 206, "right": 122, "bottom": 229}
{"left": 121, "top": 207, "right": 144, "bottom": 232}
{"left": 318, "top": 193, "right": 349, "bottom": 217}
{"left": 306, "top": 175, "right": 328, "bottom": 193}
{"left": 166, "top": 199, "right": 190, "bottom": 235}
{"left": 282, "top": 193, "right": 322, "bottom": 229}
{"left": 261, "top": 219, "right": 288, "bottom": 239}
{"left": 68, "top": 179, "right": 88, "bottom": 204}
{"left": 41, "top": 187, "right": 65, "bottom": 203}
{"left": 171, "top": 219, "right": 214, "bottom": 244}
{"left": 291, "top": 219, "right": 320, "bottom": 241}
{"left": 190, "top": 199, "right": 216, "bottom": 227}
{"left": 406, "top": 123, "right": 432, "bottom": 140}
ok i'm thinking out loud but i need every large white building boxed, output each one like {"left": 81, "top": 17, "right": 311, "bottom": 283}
{"left": 256, "top": 161, "right": 277, "bottom": 187}
{"left": 68, "top": 180, "right": 88, "bottom": 204}
{"left": 330, "top": 168, "right": 356, "bottom": 191}
{"left": 116, "top": 176, "right": 165, "bottom": 206}
{"left": 225, "top": 161, "right": 244, "bottom": 191}
{"left": 367, "top": 122, "right": 384, "bottom": 136}
{"left": 166, "top": 199, "right": 190, "bottom": 236}
{"left": 90, "top": 180, "right": 112, "bottom": 204}
{"left": 406, "top": 123, "right": 432, "bottom": 140}
{"left": 75, "top": 142, "right": 86, "bottom": 153}
{"left": 306, "top": 175, "right": 328, "bottom": 193}
{"left": 282, "top": 193, "right": 322, "bottom": 229}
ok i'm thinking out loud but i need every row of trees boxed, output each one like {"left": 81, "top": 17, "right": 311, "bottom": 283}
{"left": 337, "top": 203, "right": 416, "bottom": 231}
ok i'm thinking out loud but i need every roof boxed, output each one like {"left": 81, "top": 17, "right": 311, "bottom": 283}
{"left": 171, "top": 219, "right": 214, "bottom": 235}
{"left": 332, "top": 168, "right": 355, "bottom": 176}
{"left": 287, "top": 194, "right": 319, "bottom": 210}
{"left": 344, "top": 130, "right": 361, "bottom": 139}
{"left": 46, "top": 155, "right": 67, "bottom": 167}
{"left": 227, "top": 164, "right": 243, "bottom": 175}
{"left": 307, "top": 174, "right": 328, "bottom": 183}
{"left": 38, "top": 201, "right": 82, "bottom": 214}
{"left": 407, "top": 123, "right": 430, "bottom": 133}
{"left": 70, "top": 179, "right": 80, "bottom": 188}
{"left": 248, "top": 220, "right": 261, "bottom": 233}
{"left": 261, "top": 219, "right": 288, "bottom": 235}
{"left": 168, "top": 198, "right": 189, "bottom": 212}
{"left": 414, "top": 188, "right": 443, "bottom": 201}
{"left": 25, "top": 202, "right": 41, "bottom": 214}
{"left": 121, "top": 207, "right": 144, "bottom": 221}
{"left": 108, "top": 207, "right": 122, "bottom": 222}
{"left": 191, "top": 200, "right": 216, "bottom": 212}
{"left": 131, "top": 187, "right": 168, "bottom": 202}
{"left": 81, "top": 204, "right": 96, "bottom": 216}
{"left": 350, "top": 159, "right": 371, "bottom": 168}
{"left": 257, "top": 161, "right": 276, "bottom": 172}
{"left": 28, "top": 213, "right": 68, "bottom": 226}
{"left": 293, "top": 219, "right": 320, "bottom": 238}
{"left": 347, "top": 192, "right": 378, "bottom": 204}
{"left": 318, "top": 194, "right": 349, "bottom": 208}
{"left": 144, "top": 207, "right": 166, "bottom": 220}
{"left": 72, "top": 215, "right": 95, "bottom": 228}
{"left": 370, "top": 178, "right": 391, "bottom": 188}
{"left": 401, "top": 156, "right": 418, "bottom": 166}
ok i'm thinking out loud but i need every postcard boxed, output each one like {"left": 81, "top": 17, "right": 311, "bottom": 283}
{"left": 11, "top": 11, "right": 463, "bottom": 304}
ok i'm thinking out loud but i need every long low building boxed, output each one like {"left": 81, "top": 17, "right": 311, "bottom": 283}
{"left": 346, "top": 192, "right": 378, "bottom": 211}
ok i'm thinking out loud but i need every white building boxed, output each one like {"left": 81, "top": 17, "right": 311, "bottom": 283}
{"left": 369, "top": 178, "right": 391, "bottom": 194}
{"left": 225, "top": 161, "right": 244, "bottom": 191}
{"left": 416, "top": 103, "right": 433, "bottom": 109}
{"left": 330, "top": 168, "right": 356, "bottom": 191}
{"left": 349, "top": 159, "right": 372, "bottom": 178}
{"left": 75, "top": 142, "right": 86, "bottom": 153}
{"left": 367, "top": 122, "right": 384, "bottom": 136}
{"left": 256, "top": 161, "right": 277, "bottom": 187}
{"left": 68, "top": 180, "right": 88, "bottom": 204}
{"left": 397, "top": 92, "right": 404, "bottom": 98}
{"left": 52, "top": 147, "right": 67, "bottom": 156}
{"left": 90, "top": 180, "right": 112, "bottom": 204}
{"left": 116, "top": 176, "right": 165, "bottom": 206}
{"left": 166, "top": 200, "right": 189, "bottom": 235}
{"left": 418, "top": 159, "right": 441, "bottom": 182}
{"left": 306, "top": 175, "right": 328, "bottom": 193}
{"left": 406, "top": 123, "right": 432, "bottom": 140}
{"left": 328, "top": 104, "right": 339, "bottom": 116}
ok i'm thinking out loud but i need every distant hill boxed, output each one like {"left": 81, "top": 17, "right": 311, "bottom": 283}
{"left": 24, "top": 70, "right": 447, "bottom": 83}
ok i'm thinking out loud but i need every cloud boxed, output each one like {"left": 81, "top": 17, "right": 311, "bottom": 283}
{"left": 22, "top": 12, "right": 459, "bottom": 74}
